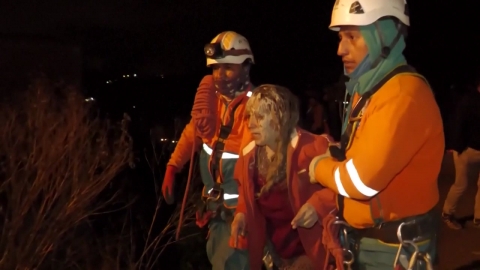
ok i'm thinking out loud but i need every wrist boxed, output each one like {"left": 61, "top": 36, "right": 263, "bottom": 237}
{"left": 166, "top": 165, "right": 179, "bottom": 174}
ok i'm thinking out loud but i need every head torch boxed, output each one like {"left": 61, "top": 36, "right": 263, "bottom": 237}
{"left": 204, "top": 42, "right": 252, "bottom": 60}
{"left": 204, "top": 42, "right": 224, "bottom": 59}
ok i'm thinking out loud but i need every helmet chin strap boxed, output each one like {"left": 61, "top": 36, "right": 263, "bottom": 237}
{"left": 370, "top": 21, "right": 403, "bottom": 68}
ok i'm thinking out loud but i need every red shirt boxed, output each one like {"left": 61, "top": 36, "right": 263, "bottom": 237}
{"left": 254, "top": 171, "right": 305, "bottom": 259}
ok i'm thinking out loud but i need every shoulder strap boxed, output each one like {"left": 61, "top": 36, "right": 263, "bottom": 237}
{"left": 210, "top": 95, "right": 247, "bottom": 182}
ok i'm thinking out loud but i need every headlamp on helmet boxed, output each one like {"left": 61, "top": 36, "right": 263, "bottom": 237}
{"left": 204, "top": 43, "right": 224, "bottom": 59}
{"left": 204, "top": 43, "right": 252, "bottom": 60}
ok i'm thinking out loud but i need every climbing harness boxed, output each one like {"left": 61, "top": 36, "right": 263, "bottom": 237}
{"left": 333, "top": 219, "right": 355, "bottom": 270}
{"left": 393, "top": 221, "right": 434, "bottom": 270}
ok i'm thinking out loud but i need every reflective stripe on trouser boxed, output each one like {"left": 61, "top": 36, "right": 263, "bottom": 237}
{"left": 355, "top": 235, "right": 437, "bottom": 270}
{"left": 207, "top": 218, "right": 250, "bottom": 270}
{"left": 199, "top": 144, "right": 239, "bottom": 208}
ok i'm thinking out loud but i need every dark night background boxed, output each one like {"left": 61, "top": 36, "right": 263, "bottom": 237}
{"left": 0, "top": 0, "right": 479, "bottom": 268}
{"left": 2, "top": 1, "right": 478, "bottom": 89}
{"left": 2, "top": 1, "right": 479, "bottom": 146}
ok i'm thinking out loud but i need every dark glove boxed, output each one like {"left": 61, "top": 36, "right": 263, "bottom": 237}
{"left": 329, "top": 145, "right": 346, "bottom": 162}
{"left": 162, "top": 165, "right": 179, "bottom": 204}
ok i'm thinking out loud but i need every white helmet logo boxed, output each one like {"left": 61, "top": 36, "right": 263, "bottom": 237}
{"left": 349, "top": 1, "right": 364, "bottom": 14}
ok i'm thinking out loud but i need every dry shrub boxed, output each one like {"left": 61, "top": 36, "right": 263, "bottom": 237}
{"left": 0, "top": 78, "right": 134, "bottom": 269}
{"left": 132, "top": 133, "right": 202, "bottom": 269}
{"left": 133, "top": 193, "right": 199, "bottom": 269}
{"left": 0, "top": 77, "right": 203, "bottom": 270}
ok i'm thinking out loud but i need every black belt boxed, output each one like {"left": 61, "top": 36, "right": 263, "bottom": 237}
{"left": 354, "top": 210, "right": 436, "bottom": 244}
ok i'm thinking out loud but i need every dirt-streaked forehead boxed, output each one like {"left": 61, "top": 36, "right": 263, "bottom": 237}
{"left": 246, "top": 86, "right": 285, "bottom": 118}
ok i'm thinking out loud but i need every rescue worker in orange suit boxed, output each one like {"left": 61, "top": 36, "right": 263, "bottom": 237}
{"left": 309, "top": 0, "right": 444, "bottom": 269}
{"left": 161, "top": 31, "right": 254, "bottom": 269}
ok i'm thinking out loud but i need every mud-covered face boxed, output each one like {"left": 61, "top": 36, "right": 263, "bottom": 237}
{"left": 246, "top": 98, "right": 280, "bottom": 148}
{"left": 211, "top": 63, "right": 249, "bottom": 98}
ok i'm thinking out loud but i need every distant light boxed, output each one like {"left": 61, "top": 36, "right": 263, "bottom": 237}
{"left": 106, "top": 81, "right": 109, "bottom": 84}
{"left": 85, "top": 97, "right": 95, "bottom": 102}
{"left": 133, "top": 74, "right": 137, "bottom": 77}
{"left": 133, "top": 106, "right": 136, "bottom": 108}
{"left": 126, "top": 75, "right": 130, "bottom": 78}
{"left": 161, "top": 74, "right": 164, "bottom": 78}
{"left": 123, "top": 75, "right": 126, "bottom": 78}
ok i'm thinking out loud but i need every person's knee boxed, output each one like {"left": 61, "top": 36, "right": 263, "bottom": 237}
{"left": 225, "top": 249, "right": 249, "bottom": 270}
{"left": 210, "top": 246, "right": 249, "bottom": 270}
{"left": 207, "top": 221, "right": 249, "bottom": 269}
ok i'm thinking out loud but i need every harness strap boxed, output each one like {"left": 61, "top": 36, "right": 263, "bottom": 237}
{"left": 334, "top": 65, "right": 418, "bottom": 221}
{"left": 209, "top": 98, "right": 242, "bottom": 183}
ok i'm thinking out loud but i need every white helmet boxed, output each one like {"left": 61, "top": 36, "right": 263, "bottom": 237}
{"left": 205, "top": 31, "right": 254, "bottom": 67}
{"left": 329, "top": 0, "right": 410, "bottom": 31}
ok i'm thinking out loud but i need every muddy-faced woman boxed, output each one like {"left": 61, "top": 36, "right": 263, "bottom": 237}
{"left": 230, "top": 84, "right": 337, "bottom": 270}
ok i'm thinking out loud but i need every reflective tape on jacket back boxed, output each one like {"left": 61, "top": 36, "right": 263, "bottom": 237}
{"left": 203, "top": 144, "right": 239, "bottom": 159}
{"left": 207, "top": 188, "right": 239, "bottom": 200}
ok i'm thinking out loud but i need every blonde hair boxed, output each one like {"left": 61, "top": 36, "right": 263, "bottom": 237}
{"left": 245, "top": 84, "right": 299, "bottom": 194}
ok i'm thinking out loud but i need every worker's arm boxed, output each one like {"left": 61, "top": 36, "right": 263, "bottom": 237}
{"left": 167, "top": 118, "right": 202, "bottom": 170}
{"left": 311, "top": 93, "right": 431, "bottom": 200}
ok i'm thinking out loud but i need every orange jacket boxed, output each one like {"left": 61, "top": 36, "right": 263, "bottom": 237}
{"left": 167, "top": 79, "right": 252, "bottom": 170}
{"left": 232, "top": 129, "right": 336, "bottom": 270}
{"left": 311, "top": 73, "right": 444, "bottom": 229}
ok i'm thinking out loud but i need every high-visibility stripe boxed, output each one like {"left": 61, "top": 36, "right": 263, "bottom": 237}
{"left": 346, "top": 159, "right": 379, "bottom": 197}
{"left": 207, "top": 188, "right": 239, "bottom": 200}
{"left": 334, "top": 159, "right": 379, "bottom": 198}
{"left": 203, "top": 144, "right": 239, "bottom": 159}
{"left": 334, "top": 167, "right": 349, "bottom": 198}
